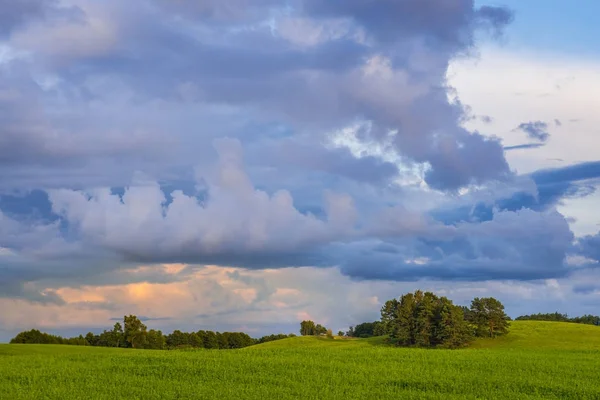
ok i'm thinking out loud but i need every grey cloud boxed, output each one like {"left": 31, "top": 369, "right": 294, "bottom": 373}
{"left": 3, "top": 0, "right": 515, "bottom": 191}
{"left": 0, "top": 0, "right": 53, "bottom": 36}
{"left": 504, "top": 143, "right": 545, "bottom": 151}
{"left": 339, "top": 209, "right": 574, "bottom": 281}
{"left": 303, "top": 0, "right": 512, "bottom": 48}
{"left": 252, "top": 139, "right": 400, "bottom": 184}
{"left": 572, "top": 284, "right": 599, "bottom": 295}
{"left": 516, "top": 121, "right": 551, "bottom": 142}
{"left": 576, "top": 232, "right": 600, "bottom": 263}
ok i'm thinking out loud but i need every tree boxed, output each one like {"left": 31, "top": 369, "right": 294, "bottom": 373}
{"left": 337, "top": 331, "right": 344, "bottom": 337}
{"left": 112, "top": 322, "right": 124, "bottom": 348}
{"left": 326, "top": 329, "right": 334, "bottom": 339}
{"left": 123, "top": 315, "right": 148, "bottom": 348}
{"left": 146, "top": 329, "right": 166, "bottom": 349}
{"left": 470, "top": 297, "right": 510, "bottom": 338}
{"left": 315, "top": 324, "right": 327, "bottom": 336}
{"left": 380, "top": 298, "right": 400, "bottom": 335}
{"left": 300, "top": 320, "right": 316, "bottom": 336}
{"left": 381, "top": 290, "right": 473, "bottom": 348}
{"left": 350, "top": 322, "right": 381, "bottom": 338}
{"left": 204, "top": 331, "right": 219, "bottom": 349}
{"left": 85, "top": 332, "right": 97, "bottom": 346}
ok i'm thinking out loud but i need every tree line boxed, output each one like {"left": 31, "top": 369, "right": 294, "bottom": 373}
{"left": 10, "top": 315, "right": 295, "bottom": 350}
{"left": 515, "top": 312, "right": 600, "bottom": 326}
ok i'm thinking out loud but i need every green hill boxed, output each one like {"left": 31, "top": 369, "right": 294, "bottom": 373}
{"left": 471, "top": 320, "right": 600, "bottom": 350}
{"left": 253, "top": 321, "right": 600, "bottom": 351}
{"left": 1, "top": 321, "right": 599, "bottom": 399}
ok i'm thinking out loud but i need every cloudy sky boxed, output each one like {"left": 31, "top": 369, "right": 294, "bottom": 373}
{"left": 1, "top": 0, "right": 599, "bottom": 341}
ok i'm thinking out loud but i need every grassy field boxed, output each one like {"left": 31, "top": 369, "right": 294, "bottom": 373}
{"left": 1, "top": 321, "right": 599, "bottom": 399}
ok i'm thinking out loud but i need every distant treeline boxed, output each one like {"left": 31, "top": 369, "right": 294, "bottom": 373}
{"left": 515, "top": 312, "right": 600, "bottom": 326}
{"left": 10, "top": 315, "right": 295, "bottom": 350}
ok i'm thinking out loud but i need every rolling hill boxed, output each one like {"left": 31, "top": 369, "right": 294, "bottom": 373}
{"left": 1, "top": 321, "right": 599, "bottom": 399}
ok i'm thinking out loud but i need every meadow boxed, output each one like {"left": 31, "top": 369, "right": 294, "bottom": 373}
{"left": 1, "top": 321, "right": 599, "bottom": 399}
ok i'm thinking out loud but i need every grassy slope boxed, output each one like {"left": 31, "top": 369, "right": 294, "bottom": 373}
{"left": 471, "top": 320, "right": 600, "bottom": 350}
{"left": 1, "top": 321, "right": 599, "bottom": 400}
{"left": 253, "top": 320, "right": 600, "bottom": 350}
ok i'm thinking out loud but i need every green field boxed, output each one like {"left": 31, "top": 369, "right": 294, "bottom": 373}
{"left": 2, "top": 321, "right": 599, "bottom": 399}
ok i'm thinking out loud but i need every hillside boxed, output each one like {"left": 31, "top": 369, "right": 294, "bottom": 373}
{"left": 2, "top": 321, "right": 600, "bottom": 399}
{"left": 470, "top": 320, "right": 600, "bottom": 350}
{"left": 253, "top": 321, "right": 600, "bottom": 351}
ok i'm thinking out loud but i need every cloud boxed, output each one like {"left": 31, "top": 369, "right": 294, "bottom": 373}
{"left": 340, "top": 208, "right": 574, "bottom": 281}
{"left": 0, "top": 0, "right": 54, "bottom": 36}
{"left": 504, "top": 143, "right": 545, "bottom": 151}
{"left": 2, "top": 0, "right": 598, "bottom": 337}
{"left": 576, "top": 232, "right": 600, "bottom": 263}
{"left": 0, "top": 0, "right": 515, "bottom": 192}
{"left": 516, "top": 121, "right": 551, "bottom": 142}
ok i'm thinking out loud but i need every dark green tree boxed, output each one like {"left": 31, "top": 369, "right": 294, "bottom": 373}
{"left": 204, "top": 331, "right": 219, "bottom": 349}
{"left": 315, "top": 324, "right": 327, "bottom": 336}
{"left": 146, "top": 329, "right": 166, "bottom": 349}
{"left": 112, "top": 322, "right": 124, "bottom": 347}
{"left": 380, "top": 298, "right": 400, "bottom": 335}
{"left": 300, "top": 320, "right": 316, "bottom": 336}
{"left": 470, "top": 297, "right": 510, "bottom": 338}
{"left": 123, "top": 315, "right": 148, "bottom": 348}
{"left": 381, "top": 290, "right": 474, "bottom": 348}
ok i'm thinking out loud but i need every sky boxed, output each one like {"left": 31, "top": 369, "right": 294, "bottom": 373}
{"left": 0, "top": 0, "right": 599, "bottom": 341}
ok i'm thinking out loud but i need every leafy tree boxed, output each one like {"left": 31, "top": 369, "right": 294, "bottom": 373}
{"left": 300, "top": 320, "right": 316, "bottom": 336}
{"left": 146, "top": 329, "right": 166, "bottom": 349}
{"left": 380, "top": 298, "right": 400, "bottom": 335}
{"left": 373, "top": 323, "right": 386, "bottom": 336}
{"left": 381, "top": 290, "right": 474, "bottom": 348}
{"left": 85, "top": 332, "right": 98, "bottom": 346}
{"left": 203, "top": 331, "right": 219, "bottom": 349}
{"left": 111, "top": 322, "right": 123, "bottom": 347}
{"left": 337, "top": 331, "right": 344, "bottom": 337}
{"left": 470, "top": 297, "right": 510, "bottom": 338}
{"left": 217, "top": 332, "right": 230, "bottom": 349}
{"left": 350, "top": 322, "right": 381, "bottom": 338}
{"left": 123, "top": 315, "right": 148, "bottom": 348}
{"left": 315, "top": 324, "right": 327, "bottom": 336}
{"left": 326, "top": 329, "right": 334, "bottom": 339}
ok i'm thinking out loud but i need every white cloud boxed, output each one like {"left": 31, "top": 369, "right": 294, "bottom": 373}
{"left": 448, "top": 46, "right": 600, "bottom": 173}
{"left": 449, "top": 46, "right": 600, "bottom": 237}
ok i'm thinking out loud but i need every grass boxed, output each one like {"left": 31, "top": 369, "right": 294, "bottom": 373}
{"left": 1, "top": 321, "right": 599, "bottom": 399}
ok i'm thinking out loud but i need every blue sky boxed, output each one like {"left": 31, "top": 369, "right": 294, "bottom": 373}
{"left": 481, "top": 0, "right": 600, "bottom": 56}
{"left": 0, "top": 0, "right": 599, "bottom": 341}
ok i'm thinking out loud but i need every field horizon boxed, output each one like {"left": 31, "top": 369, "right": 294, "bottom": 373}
{"left": 2, "top": 321, "right": 600, "bottom": 399}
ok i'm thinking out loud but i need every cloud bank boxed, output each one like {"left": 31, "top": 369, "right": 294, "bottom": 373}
{"left": 1, "top": 0, "right": 599, "bottom": 338}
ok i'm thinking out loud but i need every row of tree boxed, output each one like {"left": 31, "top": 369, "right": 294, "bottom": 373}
{"left": 376, "top": 291, "right": 510, "bottom": 348}
{"left": 10, "top": 315, "right": 295, "bottom": 350}
{"left": 515, "top": 312, "right": 600, "bottom": 326}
